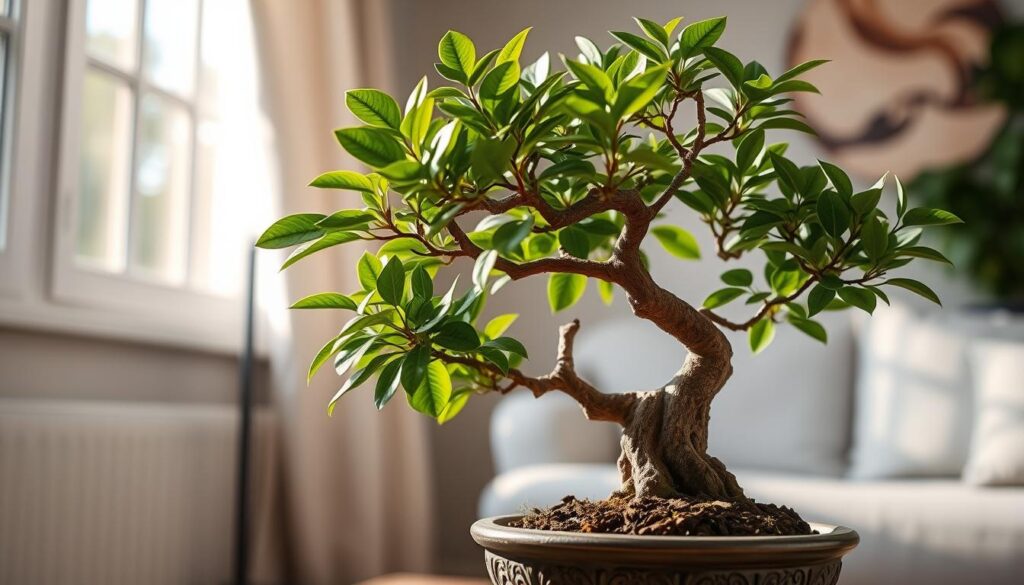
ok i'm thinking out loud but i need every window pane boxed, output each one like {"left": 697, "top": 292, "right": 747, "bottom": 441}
{"left": 190, "top": 0, "right": 274, "bottom": 296}
{"left": 131, "top": 93, "right": 190, "bottom": 284}
{"left": 142, "top": 0, "right": 198, "bottom": 96}
{"left": 85, "top": 0, "right": 138, "bottom": 70}
{"left": 76, "top": 69, "right": 133, "bottom": 272}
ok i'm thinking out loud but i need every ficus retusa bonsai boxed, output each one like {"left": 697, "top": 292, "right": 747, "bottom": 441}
{"left": 258, "top": 16, "right": 958, "bottom": 504}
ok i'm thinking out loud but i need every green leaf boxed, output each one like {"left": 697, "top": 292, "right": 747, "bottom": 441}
{"left": 817, "top": 190, "right": 850, "bottom": 237}
{"left": 410, "top": 266, "right": 433, "bottom": 299}
{"left": 896, "top": 246, "right": 953, "bottom": 265}
{"left": 468, "top": 50, "right": 501, "bottom": 86}
{"left": 484, "top": 314, "right": 518, "bottom": 339}
{"left": 434, "top": 321, "right": 480, "bottom": 351}
{"left": 884, "top": 278, "right": 942, "bottom": 306}
{"left": 838, "top": 286, "right": 877, "bottom": 314}
{"left": 357, "top": 252, "right": 383, "bottom": 290}
{"left": 346, "top": 89, "right": 401, "bottom": 129}
{"left": 280, "top": 231, "right": 361, "bottom": 270}
{"left": 860, "top": 215, "right": 888, "bottom": 261}
{"left": 307, "top": 334, "right": 343, "bottom": 383}
{"left": 547, "top": 273, "right": 587, "bottom": 313}
{"left": 472, "top": 250, "right": 498, "bottom": 290}
{"left": 703, "top": 287, "right": 746, "bottom": 309}
{"left": 335, "top": 127, "right": 406, "bottom": 168}
{"left": 818, "top": 160, "right": 852, "bottom": 198}
{"left": 404, "top": 97, "right": 435, "bottom": 151}
{"left": 376, "top": 256, "right": 406, "bottom": 306}
{"left": 680, "top": 17, "right": 727, "bottom": 54}
{"left": 400, "top": 344, "right": 431, "bottom": 393}
{"left": 493, "top": 217, "right": 534, "bottom": 255}
{"left": 479, "top": 61, "right": 520, "bottom": 98}
{"left": 735, "top": 129, "right": 764, "bottom": 173}
{"left": 256, "top": 213, "right": 325, "bottom": 249}
{"left": 497, "top": 27, "right": 531, "bottom": 63}
{"left": 478, "top": 346, "right": 509, "bottom": 374}
{"left": 408, "top": 361, "right": 452, "bottom": 418}
{"left": 789, "top": 316, "right": 827, "bottom": 343}
{"left": 597, "top": 279, "right": 615, "bottom": 305}
{"left": 896, "top": 176, "right": 908, "bottom": 218}
{"left": 609, "top": 31, "right": 665, "bottom": 62}
{"left": 437, "top": 390, "right": 471, "bottom": 424}
{"left": 316, "top": 210, "right": 376, "bottom": 230}
{"left": 748, "top": 318, "right": 775, "bottom": 354}
{"left": 438, "top": 30, "right": 476, "bottom": 77}
{"left": 819, "top": 273, "right": 844, "bottom": 291}
{"left": 634, "top": 17, "right": 670, "bottom": 46}
{"left": 575, "top": 36, "right": 602, "bottom": 64}
{"left": 704, "top": 47, "right": 744, "bottom": 88}
{"left": 308, "top": 170, "right": 375, "bottom": 192}
{"left": 850, "top": 188, "right": 882, "bottom": 216}
{"left": 756, "top": 117, "right": 816, "bottom": 135}
{"left": 539, "top": 158, "right": 597, "bottom": 181}
{"left": 290, "top": 292, "right": 357, "bottom": 310}
{"left": 373, "top": 358, "right": 403, "bottom": 410}
{"left": 471, "top": 138, "right": 515, "bottom": 184}
{"left": 613, "top": 64, "right": 669, "bottom": 118}
{"left": 721, "top": 268, "right": 753, "bottom": 287}
{"left": 807, "top": 284, "right": 834, "bottom": 317}
{"left": 775, "top": 59, "right": 828, "bottom": 84}
{"left": 901, "top": 208, "right": 963, "bottom": 227}
{"left": 769, "top": 151, "right": 802, "bottom": 196}
{"left": 328, "top": 352, "right": 396, "bottom": 416}
{"left": 564, "top": 59, "right": 613, "bottom": 100}
{"left": 559, "top": 227, "right": 591, "bottom": 259}
{"left": 651, "top": 225, "right": 700, "bottom": 260}
{"left": 484, "top": 336, "right": 529, "bottom": 358}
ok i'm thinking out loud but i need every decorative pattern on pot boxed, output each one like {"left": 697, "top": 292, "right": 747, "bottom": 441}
{"left": 485, "top": 552, "right": 843, "bottom": 585}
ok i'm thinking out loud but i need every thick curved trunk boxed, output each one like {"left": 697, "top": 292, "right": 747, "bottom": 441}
{"left": 614, "top": 355, "right": 744, "bottom": 500}
{"left": 612, "top": 266, "right": 747, "bottom": 501}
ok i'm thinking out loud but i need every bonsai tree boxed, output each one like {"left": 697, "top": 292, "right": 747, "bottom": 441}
{"left": 258, "top": 17, "right": 958, "bottom": 513}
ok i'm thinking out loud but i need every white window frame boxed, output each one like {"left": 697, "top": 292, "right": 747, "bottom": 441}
{"left": 0, "top": 0, "right": 270, "bottom": 355}
{"left": 0, "top": 0, "right": 24, "bottom": 293}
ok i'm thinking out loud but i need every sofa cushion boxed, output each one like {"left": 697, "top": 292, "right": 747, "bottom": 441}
{"left": 849, "top": 305, "right": 1024, "bottom": 479}
{"left": 739, "top": 469, "right": 1024, "bottom": 585}
{"left": 848, "top": 304, "right": 974, "bottom": 478}
{"left": 965, "top": 340, "right": 1024, "bottom": 486}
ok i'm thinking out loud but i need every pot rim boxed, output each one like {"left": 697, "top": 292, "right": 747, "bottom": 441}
{"left": 471, "top": 515, "right": 859, "bottom": 569}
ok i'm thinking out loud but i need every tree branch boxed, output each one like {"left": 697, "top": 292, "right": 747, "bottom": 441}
{"left": 436, "top": 319, "right": 636, "bottom": 424}
{"left": 700, "top": 277, "right": 818, "bottom": 331}
{"left": 447, "top": 217, "right": 617, "bottom": 281}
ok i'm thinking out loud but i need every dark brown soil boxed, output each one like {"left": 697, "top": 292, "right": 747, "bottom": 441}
{"left": 513, "top": 495, "right": 813, "bottom": 537}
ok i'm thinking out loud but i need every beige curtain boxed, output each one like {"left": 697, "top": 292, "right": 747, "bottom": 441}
{"left": 251, "top": 1, "right": 436, "bottom": 583}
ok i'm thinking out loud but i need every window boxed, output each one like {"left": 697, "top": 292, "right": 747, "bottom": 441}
{"left": 0, "top": 0, "right": 18, "bottom": 253}
{"left": 48, "top": 0, "right": 276, "bottom": 351}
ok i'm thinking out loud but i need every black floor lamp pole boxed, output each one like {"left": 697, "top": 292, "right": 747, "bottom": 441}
{"left": 233, "top": 244, "right": 257, "bottom": 585}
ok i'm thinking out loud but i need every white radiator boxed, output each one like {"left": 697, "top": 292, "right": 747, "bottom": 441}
{"left": 0, "top": 399, "right": 277, "bottom": 585}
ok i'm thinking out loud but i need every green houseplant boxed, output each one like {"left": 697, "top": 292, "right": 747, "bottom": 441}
{"left": 258, "top": 16, "right": 958, "bottom": 582}
{"left": 911, "top": 23, "right": 1024, "bottom": 302}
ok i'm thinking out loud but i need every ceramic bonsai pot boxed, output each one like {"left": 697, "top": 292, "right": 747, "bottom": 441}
{"left": 471, "top": 515, "right": 859, "bottom": 585}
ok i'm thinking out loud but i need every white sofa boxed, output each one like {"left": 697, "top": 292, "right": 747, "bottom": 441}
{"left": 479, "top": 313, "right": 1024, "bottom": 585}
